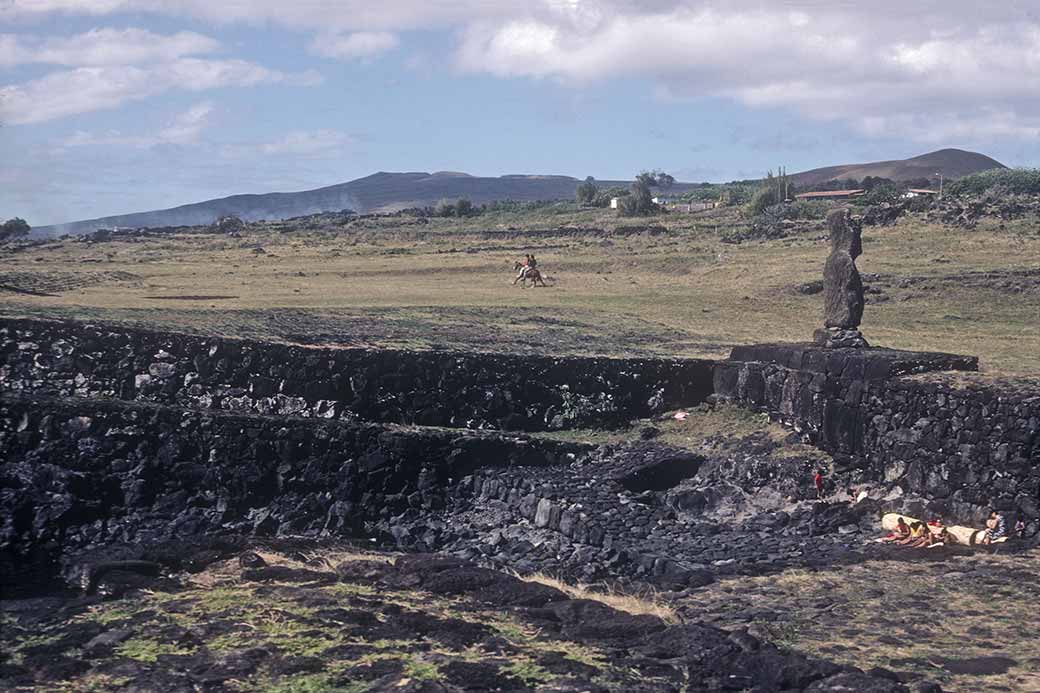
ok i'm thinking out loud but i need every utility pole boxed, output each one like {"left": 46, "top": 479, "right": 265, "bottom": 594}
{"left": 935, "top": 172, "right": 943, "bottom": 199}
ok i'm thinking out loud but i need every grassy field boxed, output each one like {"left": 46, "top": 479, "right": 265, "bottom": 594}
{"left": 2, "top": 204, "right": 1038, "bottom": 375}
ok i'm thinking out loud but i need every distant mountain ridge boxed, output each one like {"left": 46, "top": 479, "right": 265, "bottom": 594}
{"left": 787, "top": 148, "right": 1005, "bottom": 188}
{"left": 33, "top": 148, "right": 1006, "bottom": 237}
{"left": 33, "top": 172, "right": 643, "bottom": 237}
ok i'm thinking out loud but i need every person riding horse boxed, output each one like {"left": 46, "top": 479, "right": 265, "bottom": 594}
{"left": 513, "top": 254, "right": 546, "bottom": 287}
{"left": 516, "top": 254, "right": 536, "bottom": 281}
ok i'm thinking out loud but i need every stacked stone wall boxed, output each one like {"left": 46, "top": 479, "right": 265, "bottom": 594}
{"left": 714, "top": 348, "right": 1039, "bottom": 522}
{"left": 0, "top": 394, "right": 584, "bottom": 591}
{"left": 1, "top": 318, "right": 714, "bottom": 432}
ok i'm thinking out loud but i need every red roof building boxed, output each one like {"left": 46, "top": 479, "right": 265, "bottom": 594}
{"left": 794, "top": 189, "right": 865, "bottom": 199}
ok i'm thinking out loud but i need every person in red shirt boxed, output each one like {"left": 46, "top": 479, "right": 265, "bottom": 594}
{"left": 813, "top": 469, "right": 824, "bottom": 499}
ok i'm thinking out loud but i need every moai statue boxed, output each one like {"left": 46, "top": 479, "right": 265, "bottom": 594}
{"left": 814, "top": 208, "right": 869, "bottom": 348}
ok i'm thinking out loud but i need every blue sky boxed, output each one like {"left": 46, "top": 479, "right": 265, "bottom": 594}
{"left": 2, "top": 1, "right": 1038, "bottom": 226}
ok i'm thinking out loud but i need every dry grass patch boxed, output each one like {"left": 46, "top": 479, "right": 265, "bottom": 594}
{"left": 518, "top": 572, "right": 679, "bottom": 623}
{"left": 4, "top": 207, "right": 1037, "bottom": 373}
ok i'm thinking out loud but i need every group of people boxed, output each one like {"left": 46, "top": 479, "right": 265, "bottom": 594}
{"left": 882, "top": 516, "right": 950, "bottom": 548}
{"left": 882, "top": 509, "right": 1024, "bottom": 549}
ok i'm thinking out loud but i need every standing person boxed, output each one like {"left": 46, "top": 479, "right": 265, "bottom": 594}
{"left": 813, "top": 469, "right": 824, "bottom": 500}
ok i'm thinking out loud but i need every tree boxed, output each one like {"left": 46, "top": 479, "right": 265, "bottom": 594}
{"left": 595, "top": 186, "right": 627, "bottom": 208}
{"left": 455, "top": 198, "right": 474, "bottom": 217}
{"left": 575, "top": 176, "right": 598, "bottom": 206}
{"left": 620, "top": 174, "right": 658, "bottom": 216}
{"left": 655, "top": 172, "right": 675, "bottom": 189}
{"left": 435, "top": 200, "right": 456, "bottom": 217}
{"left": 433, "top": 198, "right": 476, "bottom": 217}
{"left": 0, "top": 217, "right": 30, "bottom": 241}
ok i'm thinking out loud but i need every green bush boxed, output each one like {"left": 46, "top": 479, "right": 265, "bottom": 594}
{"left": 434, "top": 198, "right": 479, "bottom": 217}
{"left": 595, "top": 187, "right": 627, "bottom": 208}
{"left": 946, "top": 168, "right": 1040, "bottom": 197}
{"left": 618, "top": 176, "right": 657, "bottom": 216}
{"left": 787, "top": 200, "right": 832, "bottom": 220}
{"left": 856, "top": 184, "right": 901, "bottom": 207}
{"left": 575, "top": 176, "right": 598, "bottom": 206}
{"left": 747, "top": 187, "right": 782, "bottom": 216}
{"left": 1, "top": 217, "right": 31, "bottom": 240}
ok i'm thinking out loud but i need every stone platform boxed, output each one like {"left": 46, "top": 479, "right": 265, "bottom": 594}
{"left": 727, "top": 343, "right": 978, "bottom": 380}
{"left": 714, "top": 343, "right": 1039, "bottom": 527}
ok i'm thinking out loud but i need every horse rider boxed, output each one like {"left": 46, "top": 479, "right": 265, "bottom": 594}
{"left": 516, "top": 254, "right": 532, "bottom": 281}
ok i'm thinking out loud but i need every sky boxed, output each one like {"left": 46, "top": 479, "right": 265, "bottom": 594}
{"left": 2, "top": 1, "right": 1039, "bottom": 226}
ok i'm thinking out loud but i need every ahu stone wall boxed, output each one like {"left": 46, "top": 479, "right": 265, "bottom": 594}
{"left": 714, "top": 344, "right": 1039, "bottom": 523}
{"left": 0, "top": 318, "right": 714, "bottom": 432}
{"left": 0, "top": 393, "right": 586, "bottom": 592}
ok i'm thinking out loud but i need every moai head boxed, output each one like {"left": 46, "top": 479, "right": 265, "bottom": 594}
{"left": 826, "top": 208, "right": 862, "bottom": 260}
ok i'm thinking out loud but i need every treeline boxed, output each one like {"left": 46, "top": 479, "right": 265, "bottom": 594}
{"left": 400, "top": 198, "right": 574, "bottom": 218}
{"left": 575, "top": 170, "right": 676, "bottom": 216}
{"left": 946, "top": 168, "right": 1040, "bottom": 196}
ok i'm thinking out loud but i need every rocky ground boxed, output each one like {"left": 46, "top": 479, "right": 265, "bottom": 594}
{"left": 376, "top": 422, "right": 1009, "bottom": 587}
{"left": 689, "top": 549, "right": 1040, "bottom": 693}
{"left": 1, "top": 541, "right": 952, "bottom": 693}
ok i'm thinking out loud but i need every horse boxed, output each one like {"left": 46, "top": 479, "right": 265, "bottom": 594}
{"left": 513, "top": 261, "right": 547, "bottom": 288}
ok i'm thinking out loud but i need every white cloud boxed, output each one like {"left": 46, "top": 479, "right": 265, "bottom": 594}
{"left": 0, "top": 59, "right": 319, "bottom": 124}
{"left": 0, "top": 0, "right": 517, "bottom": 29}
{"left": 0, "top": 27, "right": 220, "bottom": 67}
{"left": 3, "top": 2, "right": 1039, "bottom": 142}
{"left": 452, "top": 4, "right": 1040, "bottom": 143}
{"left": 62, "top": 101, "right": 214, "bottom": 147}
{"left": 220, "top": 129, "right": 355, "bottom": 158}
{"left": 157, "top": 100, "right": 213, "bottom": 143}
{"left": 310, "top": 31, "right": 399, "bottom": 60}
{"left": 260, "top": 129, "right": 353, "bottom": 155}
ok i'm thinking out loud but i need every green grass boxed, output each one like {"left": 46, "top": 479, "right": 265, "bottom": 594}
{"left": 502, "top": 658, "right": 553, "bottom": 685}
{"left": 402, "top": 657, "right": 441, "bottom": 681}
{"left": 257, "top": 673, "right": 368, "bottom": 693}
{"left": 114, "top": 637, "right": 197, "bottom": 663}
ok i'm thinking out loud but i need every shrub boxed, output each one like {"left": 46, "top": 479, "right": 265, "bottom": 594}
{"left": 595, "top": 187, "right": 628, "bottom": 208}
{"left": 946, "top": 168, "right": 1040, "bottom": 197}
{"left": 1, "top": 217, "right": 31, "bottom": 240}
{"left": 213, "top": 215, "right": 245, "bottom": 234}
{"left": 856, "top": 184, "right": 901, "bottom": 207}
{"left": 747, "top": 187, "right": 782, "bottom": 216}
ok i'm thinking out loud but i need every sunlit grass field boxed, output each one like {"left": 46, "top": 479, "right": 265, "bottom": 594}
{"left": 3, "top": 205, "right": 1037, "bottom": 375}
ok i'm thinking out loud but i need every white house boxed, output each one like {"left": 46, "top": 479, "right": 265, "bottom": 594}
{"left": 901, "top": 189, "right": 939, "bottom": 199}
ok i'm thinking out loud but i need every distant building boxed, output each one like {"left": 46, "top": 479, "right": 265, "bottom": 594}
{"left": 794, "top": 189, "right": 865, "bottom": 200}
{"left": 901, "top": 189, "right": 939, "bottom": 199}
{"left": 652, "top": 197, "right": 718, "bottom": 212}
{"left": 610, "top": 197, "right": 621, "bottom": 209}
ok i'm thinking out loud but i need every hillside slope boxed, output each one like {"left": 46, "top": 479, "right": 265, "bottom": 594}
{"left": 789, "top": 148, "right": 1005, "bottom": 188}
{"left": 34, "top": 149, "right": 1005, "bottom": 236}
{"left": 33, "top": 172, "right": 645, "bottom": 237}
